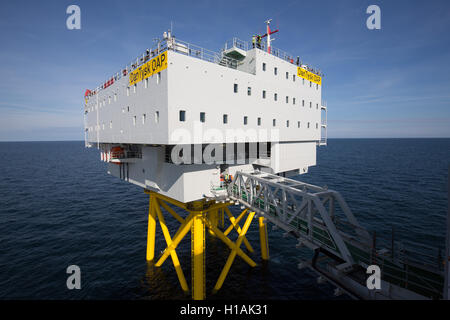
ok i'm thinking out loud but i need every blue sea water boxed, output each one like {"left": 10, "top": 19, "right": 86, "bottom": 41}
{"left": 0, "top": 139, "right": 448, "bottom": 300}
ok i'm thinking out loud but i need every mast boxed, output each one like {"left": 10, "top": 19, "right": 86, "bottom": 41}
{"left": 262, "top": 19, "right": 278, "bottom": 54}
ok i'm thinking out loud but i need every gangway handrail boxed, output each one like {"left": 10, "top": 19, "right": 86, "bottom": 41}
{"left": 225, "top": 170, "right": 445, "bottom": 299}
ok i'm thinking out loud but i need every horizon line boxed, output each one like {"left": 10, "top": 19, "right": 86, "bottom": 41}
{"left": 1, "top": 137, "right": 450, "bottom": 143}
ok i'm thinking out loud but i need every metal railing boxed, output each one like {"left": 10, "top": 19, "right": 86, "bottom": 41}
{"left": 85, "top": 35, "right": 324, "bottom": 102}
{"left": 85, "top": 37, "right": 239, "bottom": 102}
{"left": 227, "top": 170, "right": 445, "bottom": 299}
{"left": 222, "top": 37, "right": 323, "bottom": 77}
{"left": 223, "top": 37, "right": 249, "bottom": 52}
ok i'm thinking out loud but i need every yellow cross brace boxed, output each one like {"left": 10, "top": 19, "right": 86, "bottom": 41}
{"left": 154, "top": 199, "right": 189, "bottom": 292}
{"left": 213, "top": 211, "right": 256, "bottom": 291}
{"left": 224, "top": 207, "right": 254, "bottom": 252}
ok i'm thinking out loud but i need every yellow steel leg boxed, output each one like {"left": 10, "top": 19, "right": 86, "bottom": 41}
{"left": 154, "top": 199, "right": 189, "bottom": 293}
{"left": 213, "top": 211, "right": 256, "bottom": 292}
{"left": 259, "top": 217, "right": 270, "bottom": 260}
{"left": 146, "top": 193, "right": 157, "bottom": 261}
{"left": 220, "top": 208, "right": 225, "bottom": 229}
{"left": 208, "top": 209, "right": 218, "bottom": 236}
{"left": 192, "top": 213, "right": 205, "bottom": 300}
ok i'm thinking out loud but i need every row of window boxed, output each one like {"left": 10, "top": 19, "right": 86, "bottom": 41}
{"left": 234, "top": 84, "right": 319, "bottom": 108}
{"left": 261, "top": 62, "right": 319, "bottom": 89}
{"left": 89, "top": 108, "right": 320, "bottom": 132}
{"left": 87, "top": 72, "right": 163, "bottom": 112}
{"left": 126, "top": 72, "right": 162, "bottom": 96}
{"left": 89, "top": 111, "right": 161, "bottom": 132}
{"left": 179, "top": 110, "right": 319, "bottom": 129}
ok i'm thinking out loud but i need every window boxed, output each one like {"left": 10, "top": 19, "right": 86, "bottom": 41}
{"left": 316, "top": 103, "right": 319, "bottom": 109}
{"left": 293, "top": 74, "right": 296, "bottom": 82}
{"left": 316, "top": 83, "right": 319, "bottom": 90}
{"left": 223, "top": 114, "right": 228, "bottom": 124}
{"left": 310, "top": 102, "right": 312, "bottom": 108}
{"left": 145, "top": 78, "right": 148, "bottom": 88}
{"left": 274, "top": 93, "right": 278, "bottom": 101}
{"left": 257, "top": 117, "right": 261, "bottom": 126}
{"left": 262, "top": 63, "right": 266, "bottom": 71}
{"left": 247, "top": 87, "right": 251, "bottom": 96}
{"left": 286, "top": 96, "right": 289, "bottom": 104}
{"left": 297, "top": 121, "right": 300, "bottom": 128}
{"left": 110, "top": 121, "right": 112, "bottom": 129}
{"left": 286, "top": 120, "right": 289, "bottom": 127}
{"left": 102, "top": 123, "right": 105, "bottom": 130}
{"left": 114, "top": 93, "right": 117, "bottom": 102}
{"left": 273, "top": 119, "right": 276, "bottom": 127}
{"left": 274, "top": 67, "right": 277, "bottom": 75}
{"left": 286, "top": 72, "right": 289, "bottom": 79}
{"left": 133, "top": 116, "right": 136, "bottom": 126}
{"left": 310, "top": 81, "right": 312, "bottom": 87}
{"left": 316, "top": 123, "right": 319, "bottom": 129}
{"left": 307, "top": 122, "right": 310, "bottom": 128}
{"left": 127, "top": 106, "right": 130, "bottom": 112}
{"left": 133, "top": 83, "right": 136, "bottom": 93}
{"left": 302, "top": 78, "right": 305, "bottom": 85}
{"left": 293, "top": 98, "right": 296, "bottom": 105}
{"left": 233, "top": 83, "right": 238, "bottom": 93}
{"left": 157, "top": 72, "right": 161, "bottom": 84}
{"left": 244, "top": 116, "right": 248, "bottom": 125}
{"left": 262, "top": 90, "right": 266, "bottom": 99}
{"left": 179, "top": 110, "right": 186, "bottom": 122}
{"left": 302, "top": 99, "right": 305, "bottom": 107}
{"left": 142, "top": 114, "right": 146, "bottom": 124}
{"left": 108, "top": 96, "right": 111, "bottom": 104}
{"left": 155, "top": 111, "right": 159, "bottom": 123}
{"left": 200, "top": 112, "right": 205, "bottom": 123}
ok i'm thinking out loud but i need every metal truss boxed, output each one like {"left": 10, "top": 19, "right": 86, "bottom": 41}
{"left": 227, "top": 170, "right": 371, "bottom": 267}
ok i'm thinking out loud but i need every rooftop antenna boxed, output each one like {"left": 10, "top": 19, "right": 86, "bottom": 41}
{"left": 261, "top": 19, "right": 279, "bottom": 54}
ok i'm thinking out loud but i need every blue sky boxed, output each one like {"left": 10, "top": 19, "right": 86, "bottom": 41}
{"left": 0, "top": 0, "right": 449, "bottom": 140}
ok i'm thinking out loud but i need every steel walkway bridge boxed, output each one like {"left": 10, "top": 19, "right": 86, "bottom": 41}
{"left": 225, "top": 170, "right": 447, "bottom": 300}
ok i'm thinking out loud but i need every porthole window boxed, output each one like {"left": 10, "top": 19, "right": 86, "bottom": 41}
{"left": 179, "top": 110, "right": 186, "bottom": 122}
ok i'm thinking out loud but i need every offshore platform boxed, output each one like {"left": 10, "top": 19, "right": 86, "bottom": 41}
{"left": 84, "top": 21, "right": 450, "bottom": 300}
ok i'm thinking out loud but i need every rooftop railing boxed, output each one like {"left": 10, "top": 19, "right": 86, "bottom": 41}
{"left": 86, "top": 37, "right": 239, "bottom": 100}
{"left": 86, "top": 36, "right": 322, "bottom": 100}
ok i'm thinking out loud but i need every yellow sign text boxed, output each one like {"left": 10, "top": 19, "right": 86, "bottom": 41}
{"left": 129, "top": 52, "right": 168, "bottom": 86}
{"left": 297, "top": 67, "right": 322, "bottom": 85}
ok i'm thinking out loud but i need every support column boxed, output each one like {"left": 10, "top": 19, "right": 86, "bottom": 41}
{"left": 192, "top": 212, "right": 205, "bottom": 300}
{"left": 259, "top": 216, "right": 270, "bottom": 260}
{"left": 146, "top": 193, "right": 157, "bottom": 261}
{"left": 208, "top": 209, "right": 218, "bottom": 236}
{"left": 220, "top": 208, "right": 225, "bottom": 229}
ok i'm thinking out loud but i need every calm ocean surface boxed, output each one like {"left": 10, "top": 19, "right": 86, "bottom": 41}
{"left": 0, "top": 139, "right": 449, "bottom": 300}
